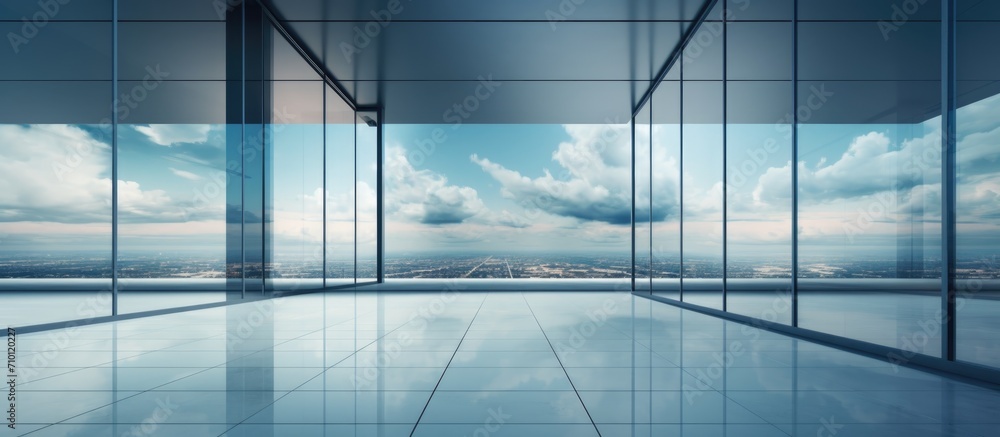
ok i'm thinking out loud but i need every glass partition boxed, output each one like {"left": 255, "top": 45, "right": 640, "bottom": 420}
{"left": 635, "top": 102, "right": 652, "bottom": 292}
{"left": 955, "top": 0, "right": 1000, "bottom": 368}
{"left": 326, "top": 87, "right": 357, "bottom": 286}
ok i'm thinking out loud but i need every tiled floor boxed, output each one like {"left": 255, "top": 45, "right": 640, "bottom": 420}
{"left": 8, "top": 292, "right": 1000, "bottom": 436}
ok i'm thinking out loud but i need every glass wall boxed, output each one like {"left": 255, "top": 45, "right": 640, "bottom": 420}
{"left": 0, "top": 1, "right": 114, "bottom": 326}
{"left": 116, "top": 11, "right": 230, "bottom": 313}
{"left": 640, "top": 0, "right": 1000, "bottom": 371}
{"left": 725, "top": 15, "right": 794, "bottom": 324}
{"left": 795, "top": 2, "right": 942, "bottom": 356}
{"left": 326, "top": 87, "right": 356, "bottom": 286}
{"left": 265, "top": 30, "right": 325, "bottom": 291}
{"left": 0, "top": 1, "right": 375, "bottom": 328}
{"left": 356, "top": 112, "right": 379, "bottom": 282}
{"left": 955, "top": 0, "right": 1000, "bottom": 368}
{"left": 635, "top": 103, "right": 652, "bottom": 291}
{"left": 381, "top": 123, "right": 633, "bottom": 280}
{"left": 651, "top": 79, "right": 682, "bottom": 300}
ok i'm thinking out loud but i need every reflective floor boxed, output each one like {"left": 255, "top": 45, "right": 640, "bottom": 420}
{"left": 8, "top": 292, "right": 1000, "bottom": 436}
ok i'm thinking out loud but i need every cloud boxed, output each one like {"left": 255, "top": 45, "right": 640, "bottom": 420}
{"left": 492, "top": 210, "right": 531, "bottom": 228}
{"left": 169, "top": 167, "right": 202, "bottom": 181}
{"left": 753, "top": 131, "right": 941, "bottom": 206}
{"left": 0, "top": 124, "right": 220, "bottom": 225}
{"left": 472, "top": 124, "right": 679, "bottom": 225}
{"left": 385, "top": 146, "right": 486, "bottom": 225}
{"left": 134, "top": 124, "right": 211, "bottom": 146}
{"left": 0, "top": 124, "right": 112, "bottom": 223}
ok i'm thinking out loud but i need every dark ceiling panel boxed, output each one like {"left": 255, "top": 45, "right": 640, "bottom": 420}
{"left": 342, "top": 80, "right": 643, "bottom": 124}
{"left": 283, "top": 21, "right": 684, "bottom": 82}
{"left": 266, "top": 0, "right": 703, "bottom": 22}
{"left": 265, "top": 0, "right": 710, "bottom": 123}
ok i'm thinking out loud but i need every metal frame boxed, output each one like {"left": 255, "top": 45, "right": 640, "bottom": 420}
{"left": 721, "top": 9, "right": 728, "bottom": 312}
{"left": 111, "top": 0, "right": 119, "bottom": 315}
{"left": 941, "top": 0, "right": 958, "bottom": 362}
{"left": 377, "top": 108, "right": 385, "bottom": 283}
{"left": 791, "top": 0, "right": 800, "bottom": 327}
{"left": 631, "top": 114, "right": 637, "bottom": 291}
{"left": 632, "top": 0, "right": 720, "bottom": 119}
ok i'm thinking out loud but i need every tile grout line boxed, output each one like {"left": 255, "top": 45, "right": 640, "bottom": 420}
{"left": 21, "top": 323, "right": 335, "bottom": 436}
{"left": 216, "top": 297, "right": 460, "bottom": 436}
{"left": 408, "top": 293, "right": 490, "bottom": 437}
{"left": 520, "top": 293, "right": 603, "bottom": 437}
{"left": 22, "top": 302, "right": 369, "bottom": 436}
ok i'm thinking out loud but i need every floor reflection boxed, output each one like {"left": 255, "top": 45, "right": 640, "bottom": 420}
{"left": 8, "top": 291, "right": 1000, "bottom": 436}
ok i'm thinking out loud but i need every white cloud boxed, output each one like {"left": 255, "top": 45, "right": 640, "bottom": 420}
{"left": 385, "top": 146, "right": 486, "bottom": 225}
{"left": 0, "top": 124, "right": 220, "bottom": 225}
{"left": 134, "top": 124, "right": 211, "bottom": 146}
{"left": 753, "top": 130, "right": 942, "bottom": 206}
{"left": 169, "top": 167, "right": 202, "bottom": 181}
{"left": 472, "top": 124, "right": 680, "bottom": 225}
{"left": 0, "top": 124, "right": 112, "bottom": 223}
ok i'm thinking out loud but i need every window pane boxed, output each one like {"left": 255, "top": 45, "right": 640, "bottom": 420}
{"left": 0, "top": 122, "right": 113, "bottom": 326}
{"left": 266, "top": 81, "right": 325, "bottom": 290}
{"left": 726, "top": 81, "right": 793, "bottom": 324}
{"left": 796, "top": 87, "right": 942, "bottom": 357}
{"left": 955, "top": 8, "right": 1000, "bottom": 369}
{"left": 635, "top": 103, "right": 651, "bottom": 291}
{"left": 682, "top": 81, "right": 724, "bottom": 310}
{"left": 652, "top": 80, "right": 681, "bottom": 300}
{"left": 326, "top": 87, "right": 355, "bottom": 285}
{"left": 114, "top": 84, "right": 232, "bottom": 313}
{"left": 356, "top": 112, "right": 378, "bottom": 282}
{"left": 0, "top": 78, "right": 111, "bottom": 325}
{"left": 382, "top": 124, "right": 632, "bottom": 280}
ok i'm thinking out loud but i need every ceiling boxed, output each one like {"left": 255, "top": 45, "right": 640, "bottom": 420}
{"left": 265, "top": 0, "right": 710, "bottom": 123}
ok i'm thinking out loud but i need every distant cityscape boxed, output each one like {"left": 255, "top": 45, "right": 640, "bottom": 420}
{"left": 0, "top": 252, "right": 995, "bottom": 280}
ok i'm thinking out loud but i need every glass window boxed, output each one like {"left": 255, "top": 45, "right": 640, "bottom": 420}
{"left": 355, "top": 112, "right": 379, "bottom": 282}
{"left": 682, "top": 81, "right": 724, "bottom": 310}
{"left": 794, "top": 2, "right": 943, "bottom": 355}
{"left": 635, "top": 103, "right": 652, "bottom": 291}
{"left": 796, "top": 98, "right": 942, "bottom": 356}
{"left": 382, "top": 123, "right": 631, "bottom": 280}
{"left": 326, "top": 87, "right": 356, "bottom": 285}
{"left": 0, "top": 7, "right": 113, "bottom": 327}
{"left": 725, "top": 81, "right": 793, "bottom": 324}
{"left": 266, "top": 81, "right": 325, "bottom": 290}
{"left": 651, "top": 79, "right": 681, "bottom": 300}
{"left": 955, "top": 3, "right": 1000, "bottom": 368}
